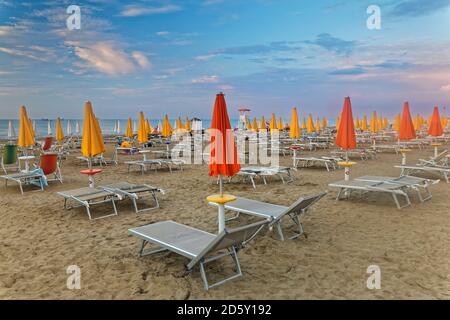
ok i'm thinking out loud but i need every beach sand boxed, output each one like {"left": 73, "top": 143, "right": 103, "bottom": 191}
{"left": 0, "top": 142, "right": 449, "bottom": 299}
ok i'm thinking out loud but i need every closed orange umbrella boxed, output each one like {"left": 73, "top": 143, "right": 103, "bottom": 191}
{"left": 428, "top": 106, "right": 443, "bottom": 137}
{"left": 315, "top": 117, "right": 321, "bottom": 133}
{"left": 322, "top": 117, "right": 327, "bottom": 129}
{"left": 18, "top": 106, "right": 34, "bottom": 148}
{"left": 126, "top": 118, "right": 133, "bottom": 138}
{"left": 260, "top": 116, "right": 266, "bottom": 131}
{"left": 145, "top": 118, "right": 151, "bottom": 135}
{"left": 185, "top": 116, "right": 191, "bottom": 132}
{"left": 137, "top": 112, "right": 148, "bottom": 144}
{"left": 56, "top": 117, "right": 64, "bottom": 141}
{"left": 278, "top": 117, "right": 284, "bottom": 130}
{"left": 302, "top": 117, "right": 307, "bottom": 130}
{"left": 399, "top": 102, "right": 416, "bottom": 141}
{"left": 269, "top": 113, "right": 277, "bottom": 131}
{"left": 289, "top": 107, "right": 300, "bottom": 138}
{"left": 307, "top": 114, "right": 315, "bottom": 133}
{"left": 162, "top": 114, "right": 172, "bottom": 137}
{"left": 81, "top": 101, "right": 105, "bottom": 158}
{"left": 336, "top": 97, "right": 356, "bottom": 151}
{"left": 361, "top": 115, "right": 368, "bottom": 131}
{"left": 252, "top": 117, "right": 258, "bottom": 131}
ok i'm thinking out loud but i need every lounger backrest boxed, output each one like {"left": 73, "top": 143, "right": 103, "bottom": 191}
{"left": 271, "top": 191, "right": 327, "bottom": 226}
{"left": 433, "top": 150, "right": 449, "bottom": 161}
{"left": 42, "top": 137, "right": 53, "bottom": 151}
{"left": 40, "top": 153, "right": 58, "bottom": 175}
{"left": 2, "top": 144, "right": 18, "bottom": 165}
{"left": 187, "top": 220, "right": 268, "bottom": 270}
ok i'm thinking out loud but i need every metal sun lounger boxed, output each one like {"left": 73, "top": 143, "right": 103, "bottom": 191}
{"left": 418, "top": 150, "right": 449, "bottom": 167}
{"left": 57, "top": 187, "right": 118, "bottom": 220}
{"left": 232, "top": 166, "right": 294, "bottom": 189}
{"left": 100, "top": 182, "right": 164, "bottom": 213}
{"left": 355, "top": 175, "right": 439, "bottom": 203}
{"left": 294, "top": 156, "right": 342, "bottom": 171}
{"left": 128, "top": 220, "right": 268, "bottom": 290}
{"left": 328, "top": 179, "right": 411, "bottom": 209}
{"left": 395, "top": 164, "right": 450, "bottom": 183}
{"left": 1, "top": 171, "right": 45, "bottom": 195}
{"left": 210, "top": 192, "right": 327, "bottom": 241}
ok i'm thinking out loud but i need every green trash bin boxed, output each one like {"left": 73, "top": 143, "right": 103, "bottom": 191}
{"left": 2, "top": 144, "right": 18, "bottom": 165}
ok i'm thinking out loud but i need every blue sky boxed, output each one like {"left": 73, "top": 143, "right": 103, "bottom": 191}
{"left": 0, "top": 0, "right": 449, "bottom": 120}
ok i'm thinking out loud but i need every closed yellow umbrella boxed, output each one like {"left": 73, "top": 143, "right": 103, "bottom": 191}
{"left": 301, "top": 117, "right": 307, "bottom": 130}
{"left": 126, "top": 118, "right": 133, "bottom": 138}
{"left": 18, "top": 106, "right": 34, "bottom": 148}
{"left": 322, "top": 117, "right": 327, "bottom": 129}
{"left": 278, "top": 116, "right": 283, "bottom": 130}
{"left": 361, "top": 115, "right": 368, "bottom": 131}
{"left": 370, "top": 111, "right": 378, "bottom": 133}
{"left": 260, "top": 116, "right": 266, "bottom": 131}
{"left": 162, "top": 114, "right": 172, "bottom": 137}
{"left": 247, "top": 119, "right": 252, "bottom": 130}
{"left": 28, "top": 118, "right": 35, "bottom": 140}
{"left": 177, "top": 116, "right": 184, "bottom": 130}
{"left": 394, "top": 113, "right": 401, "bottom": 132}
{"left": 354, "top": 116, "right": 360, "bottom": 129}
{"left": 336, "top": 117, "right": 340, "bottom": 130}
{"left": 269, "top": 113, "right": 277, "bottom": 130}
{"left": 289, "top": 107, "right": 300, "bottom": 139}
{"left": 137, "top": 112, "right": 148, "bottom": 144}
{"left": 307, "top": 114, "right": 315, "bottom": 133}
{"left": 185, "top": 116, "right": 191, "bottom": 132}
{"left": 56, "top": 117, "right": 64, "bottom": 141}
{"left": 81, "top": 101, "right": 105, "bottom": 159}
{"left": 252, "top": 117, "right": 258, "bottom": 131}
{"left": 315, "top": 117, "right": 321, "bottom": 133}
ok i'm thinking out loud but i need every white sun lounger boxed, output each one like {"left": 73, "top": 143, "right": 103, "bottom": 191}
{"left": 355, "top": 175, "right": 439, "bottom": 202}
{"left": 100, "top": 182, "right": 164, "bottom": 213}
{"left": 328, "top": 179, "right": 411, "bottom": 209}
{"left": 210, "top": 192, "right": 326, "bottom": 241}
{"left": 231, "top": 166, "right": 294, "bottom": 189}
{"left": 57, "top": 187, "right": 118, "bottom": 220}
{"left": 418, "top": 150, "right": 449, "bottom": 166}
{"left": 294, "top": 156, "right": 342, "bottom": 171}
{"left": 125, "top": 159, "right": 185, "bottom": 174}
{"left": 1, "top": 171, "right": 45, "bottom": 195}
{"left": 128, "top": 220, "right": 268, "bottom": 290}
{"left": 395, "top": 164, "right": 450, "bottom": 183}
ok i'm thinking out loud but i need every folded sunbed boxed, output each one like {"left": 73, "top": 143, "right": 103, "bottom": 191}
{"left": 328, "top": 179, "right": 411, "bottom": 209}
{"left": 128, "top": 220, "right": 268, "bottom": 290}
{"left": 209, "top": 192, "right": 326, "bottom": 241}
{"left": 100, "top": 182, "right": 164, "bottom": 213}
{"left": 355, "top": 175, "right": 439, "bottom": 202}
{"left": 57, "top": 187, "right": 118, "bottom": 220}
{"left": 395, "top": 164, "right": 450, "bottom": 183}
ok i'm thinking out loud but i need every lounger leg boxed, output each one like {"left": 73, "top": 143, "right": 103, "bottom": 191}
{"left": 250, "top": 176, "right": 256, "bottom": 189}
{"left": 139, "top": 240, "right": 167, "bottom": 256}
{"left": 275, "top": 222, "right": 285, "bottom": 241}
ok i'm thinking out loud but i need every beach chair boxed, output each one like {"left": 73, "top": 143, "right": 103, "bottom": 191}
{"left": 41, "top": 137, "right": 53, "bottom": 152}
{"left": 232, "top": 166, "right": 293, "bottom": 189}
{"left": 128, "top": 220, "right": 268, "bottom": 290}
{"left": 294, "top": 156, "right": 341, "bottom": 171}
{"left": 0, "top": 171, "right": 45, "bottom": 195}
{"left": 57, "top": 187, "right": 118, "bottom": 220}
{"left": 328, "top": 179, "right": 411, "bottom": 209}
{"left": 100, "top": 182, "right": 164, "bottom": 213}
{"left": 38, "top": 153, "right": 63, "bottom": 183}
{"left": 1, "top": 144, "right": 19, "bottom": 174}
{"left": 354, "top": 175, "right": 439, "bottom": 202}
{"left": 418, "top": 150, "right": 449, "bottom": 166}
{"left": 210, "top": 192, "right": 327, "bottom": 241}
{"left": 395, "top": 164, "right": 450, "bottom": 183}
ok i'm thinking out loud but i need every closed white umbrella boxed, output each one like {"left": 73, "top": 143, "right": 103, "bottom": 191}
{"left": 8, "top": 120, "right": 15, "bottom": 138}
{"left": 116, "top": 120, "right": 121, "bottom": 134}
{"left": 67, "top": 120, "right": 72, "bottom": 135}
{"left": 47, "top": 120, "right": 52, "bottom": 136}
{"left": 33, "top": 120, "right": 37, "bottom": 134}
{"left": 157, "top": 120, "right": 162, "bottom": 133}
{"left": 75, "top": 121, "right": 80, "bottom": 135}
{"left": 133, "top": 121, "right": 137, "bottom": 133}
{"left": 113, "top": 120, "right": 117, "bottom": 134}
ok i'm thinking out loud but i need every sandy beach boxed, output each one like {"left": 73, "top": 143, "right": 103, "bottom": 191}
{"left": 1, "top": 142, "right": 449, "bottom": 300}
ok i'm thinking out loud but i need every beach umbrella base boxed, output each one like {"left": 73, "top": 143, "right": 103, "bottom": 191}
{"left": 80, "top": 169, "right": 102, "bottom": 188}
{"left": 207, "top": 194, "right": 237, "bottom": 233}
{"left": 338, "top": 161, "right": 356, "bottom": 181}
{"left": 399, "top": 149, "right": 412, "bottom": 165}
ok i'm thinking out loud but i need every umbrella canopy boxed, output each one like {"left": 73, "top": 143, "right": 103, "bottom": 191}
{"left": 18, "top": 106, "right": 35, "bottom": 148}
{"left": 362, "top": 115, "right": 368, "bottom": 131}
{"left": 315, "top": 117, "right": 321, "bottom": 133}
{"left": 137, "top": 112, "right": 148, "bottom": 144}
{"left": 428, "top": 106, "right": 443, "bottom": 137}
{"left": 394, "top": 114, "right": 401, "bottom": 132}
{"left": 399, "top": 101, "right": 416, "bottom": 141}
{"left": 81, "top": 101, "right": 105, "bottom": 158}
{"left": 260, "top": 116, "right": 266, "bottom": 130}
{"left": 301, "top": 117, "right": 307, "bottom": 130}
{"left": 145, "top": 118, "right": 151, "bottom": 135}
{"left": 177, "top": 116, "right": 184, "bottom": 130}
{"left": 289, "top": 107, "right": 300, "bottom": 139}
{"left": 75, "top": 121, "right": 80, "bottom": 135}
{"left": 8, "top": 120, "right": 15, "bottom": 138}
{"left": 307, "top": 114, "right": 315, "bottom": 133}
{"left": 335, "top": 97, "right": 356, "bottom": 150}
{"left": 126, "top": 118, "right": 133, "bottom": 138}
{"left": 252, "top": 117, "right": 258, "bottom": 131}
{"left": 322, "top": 117, "right": 327, "bottom": 129}
{"left": 278, "top": 117, "right": 284, "bottom": 130}
{"left": 162, "top": 115, "right": 172, "bottom": 137}
{"left": 67, "top": 120, "right": 72, "bottom": 135}
{"left": 209, "top": 93, "right": 240, "bottom": 178}
{"left": 56, "top": 117, "right": 64, "bottom": 141}
{"left": 269, "top": 113, "right": 277, "bottom": 130}
{"left": 185, "top": 116, "right": 191, "bottom": 132}
{"left": 370, "top": 111, "right": 378, "bottom": 133}
{"left": 47, "top": 120, "right": 52, "bottom": 135}
{"left": 247, "top": 119, "right": 252, "bottom": 130}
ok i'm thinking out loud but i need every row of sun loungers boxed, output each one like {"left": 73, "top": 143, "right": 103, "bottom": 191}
{"left": 125, "top": 159, "right": 185, "bottom": 174}
{"left": 230, "top": 166, "right": 294, "bottom": 189}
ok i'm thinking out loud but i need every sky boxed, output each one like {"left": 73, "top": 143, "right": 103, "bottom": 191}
{"left": 0, "top": 0, "right": 449, "bottom": 120}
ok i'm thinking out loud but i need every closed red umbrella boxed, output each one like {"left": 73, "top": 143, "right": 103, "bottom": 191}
{"left": 208, "top": 92, "right": 240, "bottom": 233}
{"left": 399, "top": 102, "right": 416, "bottom": 141}
{"left": 428, "top": 106, "right": 443, "bottom": 137}
{"left": 335, "top": 97, "right": 357, "bottom": 181}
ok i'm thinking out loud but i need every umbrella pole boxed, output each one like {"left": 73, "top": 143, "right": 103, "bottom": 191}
{"left": 88, "top": 157, "right": 94, "bottom": 188}
{"left": 345, "top": 151, "right": 350, "bottom": 181}
{"left": 217, "top": 175, "right": 226, "bottom": 233}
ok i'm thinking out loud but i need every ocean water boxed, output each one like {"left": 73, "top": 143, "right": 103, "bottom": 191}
{"left": 0, "top": 119, "right": 228, "bottom": 139}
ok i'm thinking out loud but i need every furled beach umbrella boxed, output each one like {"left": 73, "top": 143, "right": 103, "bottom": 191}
{"left": 56, "top": 117, "right": 64, "bottom": 141}
{"left": 393, "top": 114, "right": 401, "bottom": 132}
{"left": 162, "top": 115, "right": 172, "bottom": 137}
{"left": 133, "top": 121, "right": 137, "bottom": 133}
{"left": 302, "top": 117, "right": 307, "bottom": 130}
{"left": 67, "top": 120, "right": 72, "bottom": 135}
{"left": 113, "top": 120, "right": 118, "bottom": 134}
{"left": 145, "top": 118, "right": 151, "bottom": 136}
{"left": 322, "top": 117, "right": 327, "bottom": 130}
{"left": 361, "top": 115, "right": 368, "bottom": 131}
{"left": 336, "top": 97, "right": 357, "bottom": 181}
{"left": 252, "top": 117, "right": 258, "bottom": 132}
{"left": 370, "top": 111, "right": 378, "bottom": 133}
{"left": 8, "top": 120, "right": 15, "bottom": 139}
{"left": 208, "top": 93, "right": 240, "bottom": 233}
{"left": 278, "top": 117, "right": 284, "bottom": 130}
{"left": 247, "top": 119, "right": 252, "bottom": 130}
{"left": 81, "top": 101, "right": 105, "bottom": 187}
{"left": 185, "top": 116, "right": 191, "bottom": 132}
{"left": 399, "top": 102, "right": 416, "bottom": 141}
{"left": 125, "top": 118, "right": 133, "bottom": 138}
{"left": 75, "top": 121, "right": 80, "bottom": 135}
{"left": 116, "top": 120, "right": 121, "bottom": 134}
{"left": 289, "top": 107, "right": 300, "bottom": 139}
{"left": 428, "top": 106, "right": 444, "bottom": 157}
{"left": 156, "top": 120, "right": 162, "bottom": 133}
{"left": 177, "top": 116, "right": 184, "bottom": 130}
{"left": 315, "top": 117, "right": 321, "bottom": 133}
{"left": 269, "top": 113, "right": 277, "bottom": 131}
{"left": 18, "top": 106, "right": 34, "bottom": 148}
{"left": 137, "top": 112, "right": 148, "bottom": 144}
{"left": 307, "top": 114, "right": 315, "bottom": 133}
{"left": 260, "top": 116, "right": 266, "bottom": 131}
{"left": 28, "top": 118, "right": 35, "bottom": 140}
